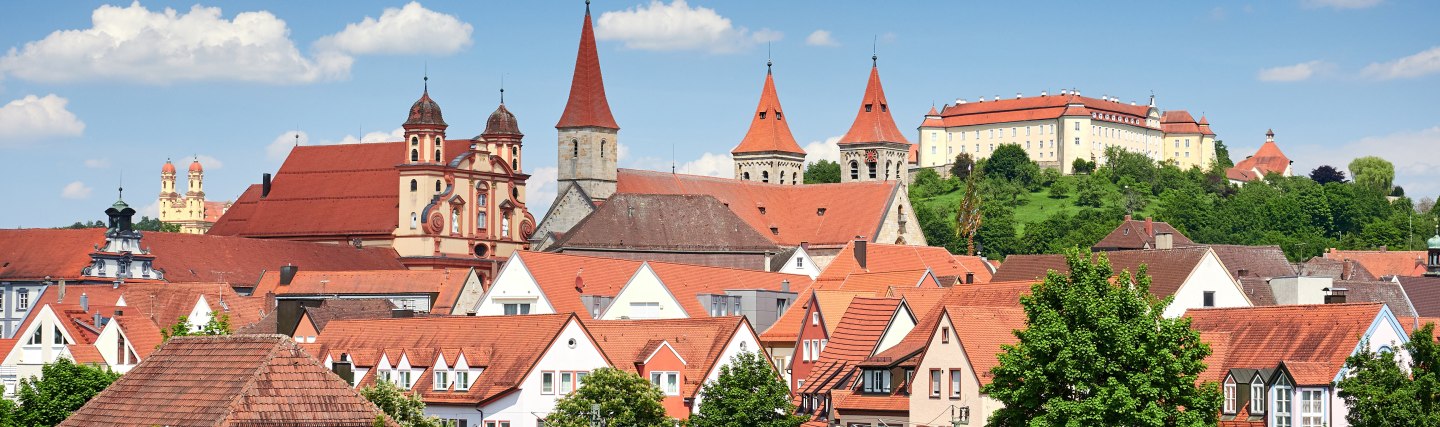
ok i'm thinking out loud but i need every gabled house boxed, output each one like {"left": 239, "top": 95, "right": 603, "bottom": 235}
{"left": 794, "top": 297, "right": 920, "bottom": 426}
{"left": 1191, "top": 303, "right": 1411, "bottom": 427}
{"left": 313, "top": 314, "right": 610, "bottom": 427}
{"left": 479, "top": 251, "right": 642, "bottom": 318}
{"left": 59, "top": 335, "right": 397, "bottom": 427}
{"left": 905, "top": 306, "right": 1027, "bottom": 426}
{"left": 1091, "top": 215, "right": 1194, "bottom": 252}
{"left": 772, "top": 245, "right": 822, "bottom": 279}
{"left": 251, "top": 267, "right": 484, "bottom": 315}
{"left": 818, "top": 240, "right": 993, "bottom": 286}
{"left": 762, "top": 289, "right": 869, "bottom": 390}
{"left": 1321, "top": 247, "right": 1427, "bottom": 279}
{"left": 584, "top": 316, "right": 766, "bottom": 420}
{"left": 993, "top": 246, "right": 1251, "bottom": 317}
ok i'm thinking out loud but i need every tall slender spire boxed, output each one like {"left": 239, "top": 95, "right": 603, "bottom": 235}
{"left": 556, "top": 1, "right": 618, "bottom": 129}
{"left": 837, "top": 58, "right": 908, "bottom": 146}
{"left": 732, "top": 60, "right": 804, "bottom": 156}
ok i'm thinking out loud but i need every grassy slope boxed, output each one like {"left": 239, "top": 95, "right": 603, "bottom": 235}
{"left": 915, "top": 176, "right": 1156, "bottom": 233}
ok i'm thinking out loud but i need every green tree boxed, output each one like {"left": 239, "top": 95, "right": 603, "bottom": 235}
{"left": 909, "top": 168, "right": 950, "bottom": 199}
{"left": 1047, "top": 178, "right": 1071, "bottom": 199}
{"left": 359, "top": 380, "right": 439, "bottom": 427}
{"left": 1071, "top": 158, "right": 1096, "bottom": 174}
{"left": 1074, "top": 175, "right": 1115, "bottom": 208}
{"left": 5, "top": 358, "right": 122, "bottom": 426}
{"left": 950, "top": 152, "right": 976, "bottom": 180}
{"left": 803, "top": 160, "right": 840, "bottom": 184}
{"left": 1350, "top": 156, "right": 1396, "bottom": 195}
{"left": 160, "top": 314, "right": 232, "bottom": 344}
{"left": 689, "top": 351, "right": 805, "bottom": 427}
{"left": 1310, "top": 165, "right": 1348, "bottom": 184}
{"left": 1212, "top": 139, "right": 1234, "bottom": 168}
{"left": 132, "top": 216, "right": 181, "bottom": 232}
{"left": 976, "top": 204, "right": 1019, "bottom": 258}
{"left": 1104, "top": 146, "right": 1156, "bottom": 186}
{"left": 982, "top": 144, "right": 1040, "bottom": 186}
{"left": 1336, "top": 322, "right": 1440, "bottom": 427}
{"left": 546, "top": 367, "right": 671, "bottom": 427}
{"left": 983, "top": 248, "right": 1220, "bottom": 427}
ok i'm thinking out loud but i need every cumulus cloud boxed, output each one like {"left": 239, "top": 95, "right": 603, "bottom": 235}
{"left": 267, "top": 130, "right": 309, "bottom": 161}
{"left": 803, "top": 136, "right": 842, "bottom": 164}
{"left": 1361, "top": 46, "right": 1440, "bottom": 80}
{"left": 1289, "top": 126, "right": 1440, "bottom": 198}
{"left": 595, "top": 0, "right": 781, "bottom": 54}
{"left": 1256, "top": 60, "right": 1330, "bottom": 82}
{"left": 326, "top": 127, "right": 405, "bottom": 145}
{"left": 0, "top": 2, "right": 349, "bottom": 84}
{"left": 315, "top": 2, "right": 472, "bottom": 55}
{"left": 675, "top": 152, "right": 733, "bottom": 177}
{"left": 61, "top": 181, "right": 92, "bottom": 199}
{"left": 526, "top": 166, "right": 558, "bottom": 215}
{"left": 84, "top": 158, "right": 110, "bottom": 168}
{"left": 195, "top": 154, "right": 223, "bottom": 170}
{"left": 267, "top": 128, "right": 405, "bottom": 161}
{"left": 1301, "top": 0, "right": 1382, "bottom": 9}
{"left": 0, "top": 94, "right": 85, "bottom": 146}
{"left": 805, "top": 30, "right": 839, "bottom": 47}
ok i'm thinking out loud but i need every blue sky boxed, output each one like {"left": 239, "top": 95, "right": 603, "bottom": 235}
{"left": 1, "top": 0, "right": 1437, "bottom": 227}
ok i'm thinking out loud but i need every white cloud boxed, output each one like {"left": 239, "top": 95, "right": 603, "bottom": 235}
{"left": 267, "top": 130, "right": 309, "bottom": 161}
{"left": 1289, "top": 126, "right": 1440, "bottom": 198}
{"left": 0, "top": 94, "right": 85, "bottom": 146}
{"left": 526, "top": 166, "right": 558, "bottom": 216}
{"left": 138, "top": 200, "right": 159, "bottom": 217}
{"left": 595, "top": 0, "right": 781, "bottom": 54}
{"left": 61, "top": 181, "right": 92, "bottom": 199}
{"left": 805, "top": 30, "right": 839, "bottom": 47}
{"left": 1301, "top": 0, "right": 1382, "bottom": 9}
{"left": 0, "top": 2, "right": 349, "bottom": 84}
{"left": 675, "top": 152, "right": 733, "bottom": 177}
{"left": 195, "top": 154, "right": 223, "bottom": 170}
{"left": 802, "top": 136, "right": 841, "bottom": 164}
{"left": 1256, "top": 60, "right": 1330, "bottom": 82}
{"left": 1361, "top": 46, "right": 1440, "bottom": 80}
{"left": 84, "top": 158, "right": 110, "bottom": 168}
{"left": 314, "top": 2, "right": 472, "bottom": 56}
{"left": 325, "top": 127, "right": 405, "bottom": 145}
{"left": 617, "top": 142, "right": 632, "bottom": 162}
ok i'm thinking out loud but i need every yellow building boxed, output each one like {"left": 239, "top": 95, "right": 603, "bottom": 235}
{"left": 158, "top": 158, "right": 229, "bottom": 234}
{"left": 915, "top": 91, "right": 1215, "bottom": 174}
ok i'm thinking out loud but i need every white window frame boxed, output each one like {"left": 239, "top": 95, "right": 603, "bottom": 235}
{"left": 1223, "top": 378, "right": 1236, "bottom": 413}
{"left": 1251, "top": 382, "right": 1264, "bottom": 413}
{"left": 541, "top": 371, "right": 555, "bottom": 394}
{"left": 456, "top": 369, "right": 471, "bottom": 391}
{"left": 560, "top": 371, "right": 574, "bottom": 394}
{"left": 1273, "top": 380, "right": 1292, "bottom": 427}
{"left": 929, "top": 369, "right": 942, "bottom": 397}
{"left": 1299, "top": 390, "right": 1323, "bottom": 427}
{"left": 650, "top": 371, "right": 680, "bottom": 396}
{"left": 434, "top": 369, "right": 451, "bottom": 391}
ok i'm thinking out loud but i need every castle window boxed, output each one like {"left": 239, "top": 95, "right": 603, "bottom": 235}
{"left": 435, "top": 149, "right": 442, "bottom": 162}
{"left": 865, "top": 104, "right": 873, "bottom": 112}
{"left": 762, "top": 171, "right": 769, "bottom": 183}
{"left": 411, "top": 149, "right": 419, "bottom": 162}
{"left": 572, "top": 140, "right": 579, "bottom": 158}
{"left": 410, "top": 180, "right": 417, "bottom": 192}
{"left": 743, "top": 172, "right": 751, "bottom": 180}
{"left": 759, "top": 112, "right": 766, "bottom": 119}
{"left": 435, "top": 137, "right": 442, "bottom": 148}
{"left": 849, "top": 161, "right": 859, "bottom": 180}
{"left": 600, "top": 140, "right": 606, "bottom": 158}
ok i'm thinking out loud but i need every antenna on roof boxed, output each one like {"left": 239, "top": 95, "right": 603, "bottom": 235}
{"left": 671, "top": 143, "right": 676, "bottom": 174}
{"left": 767, "top": 42, "right": 772, "bottom": 74}
{"left": 117, "top": 170, "right": 124, "bottom": 201}
{"left": 423, "top": 62, "right": 429, "bottom": 93}
{"left": 872, "top": 35, "right": 878, "bottom": 66}
{"left": 499, "top": 73, "right": 506, "bottom": 103}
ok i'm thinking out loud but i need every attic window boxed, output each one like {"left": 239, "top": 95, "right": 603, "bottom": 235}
{"left": 817, "top": 208, "right": 826, "bottom": 216}
{"left": 759, "top": 112, "right": 767, "bottom": 119}
{"left": 865, "top": 104, "right": 873, "bottom": 112}
{"left": 881, "top": 104, "right": 888, "bottom": 112}
{"left": 770, "top": 226, "right": 779, "bottom": 235}
{"left": 777, "top": 112, "right": 783, "bottom": 120}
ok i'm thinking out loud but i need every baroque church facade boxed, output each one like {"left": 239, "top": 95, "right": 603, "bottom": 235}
{"left": 158, "top": 158, "right": 230, "bottom": 234}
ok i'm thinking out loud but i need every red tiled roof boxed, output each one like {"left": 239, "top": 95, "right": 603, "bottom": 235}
{"left": 820, "top": 269, "right": 939, "bottom": 294}
{"left": 60, "top": 335, "right": 396, "bottom": 427}
{"left": 0, "top": 229, "right": 103, "bottom": 281}
{"left": 646, "top": 262, "right": 809, "bottom": 318}
{"left": 585, "top": 317, "right": 748, "bottom": 398}
{"left": 209, "top": 142, "right": 403, "bottom": 237}
{"left": 837, "top": 65, "right": 908, "bottom": 146}
{"left": 865, "top": 282, "right": 1033, "bottom": 369}
{"left": 514, "top": 251, "right": 643, "bottom": 319}
{"left": 1322, "top": 249, "right": 1426, "bottom": 278}
{"left": 1203, "top": 245, "right": 1296, "bottom": 279}
{"left": 1091, "top": 217, "right": 1194, "bottom": 251}
{"left": 947, "top": 306, "right": 1027, "bottom": 386}
{"left": 554, "top": 194, "right": 781, "bottom": 253}
{"left": 1190, "top": 303, "right": 1385, "bottom": 386}
{"left": 555, "top": 9, "right": 618, "bottom": 129}
{"left": 615, "top": 169, "right": 899, "bottom": 247}
{"left": 919, "top": 106, "right": 943, "bottom": 128}
{"left": 830, "top": 388, "right": 908, "bottom": 413}
{"left": 1226, "top": 140, "right": 1291, "bottom": 182}
{"left": 819, "top": 241, "right": 992, "bottom": 284}
{"left": 1161, "top": 110, "right": 1203, "bottom": 134}
{"left": 814, "top": 298, "right": 901, "bottom": 364}
{"left": 1282, "top": 361, "right": 1335, "bottom": 386}
{"left": 253, "top": 269, "right": 472, "bottom": 314}
{"left": 732, "top": 70, "right": 805, "bottom": 155}
{"left": 202, "top": 201, "right": 228, "bottom": 223}
{"left": 937, "top": 94, "right": 1153, "bottom": 128}
{"left": 316, "top": 314, "right": 583, "bottom": 405}
{"left": 759, "top": 289, "right": 867, "bottom": 343}
{"left": 992, "top": 247, "right": 1213, "bottom": 298}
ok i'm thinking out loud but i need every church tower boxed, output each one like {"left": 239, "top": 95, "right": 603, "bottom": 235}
{"left": 555, "top": 1, "right": 619, "bottom": 202}
{"left": 732, "top": 60, "right": 806, "bottom": 185}
{"left": 403, "top": 78, "right": 448, "bottom": 165}
{"left": 837, "top": 55, "right": 911, "bottom": 187}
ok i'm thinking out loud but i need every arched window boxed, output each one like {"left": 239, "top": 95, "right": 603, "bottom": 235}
{"left": 850, "top": 161, "right": 859, "bottom": 180}
{"left": 451, "top": 209, "right": 459, "bottom": 233}
{"left": 572, "top": 140, "right": 579, "bottom": 158}
{"left": 411, "top": 136, "right": 419, "bottom": 146}
{"left": 435, "top": 137, "right": 442, "bottom": 148}
{"left": 600, "top": 139, "right": 606, "bottom": 158}
{"left": 743, "top": 172, "right": 751, "bottom": 180}
{"left": 435, "top": 181, "right": 442, "bottom": 192}
{"left": 409, "top": 180, "right": 417, "bottom": 192}
{"left": 410, "top": 213, "right": 417, "bottom": 229}
{"left": 512, "top": 187, "right": 520, "bottom": 200}
{"left": 512, "top": 159, "right": 518, "bottom": 171}
{"left": 762, "top": 171, "right": 769, "bottom": 183}
{"left": 884, "top": 161, "right": 891, "bottom": 180}
{"left": 410, "top": 149, "right": 419, "bottom": 162}
{"left": 434, "top": 149, "right": 442, "bottom": 162}
{"left": 502, "top": 217, "right": 511, "bottom": 236}
{"left": 793, "top": 172, "right": 799, "bottom": 185}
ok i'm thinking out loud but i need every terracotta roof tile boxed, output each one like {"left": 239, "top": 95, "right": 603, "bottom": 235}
{"left": 993, "top": 247, "right": 1213, "bottom": 298}
{"left": 837, "top": 65, "right": 908, "bottom": 146}
{"left": 820, "top": 241, "right": 991, "bottom": 284}
{"left": 865, "top": 282, "right": 1033, "bottom": 368}
{"left": 645, "top": 261, "right": 810, "bottom": 318}
{"left": 1161, "top": 110, "right": 1204, "bottom": 134}
{"left": 1091, "top": 217, "right": 1194, "bottom": 251}
{"left": 1323, "top": 249, "right": 1427, "bottom": 278}
{"left": 759, "top": 289, "right": 866, "bottom": 343}
{"left": 615, "top": 169, "right": 899, "bottom": 247}
{"left": 947, "top": 306, "right": 1028, "bottom": 386}
{"left": 586, "top": 317, "right": 747, "bottom": 398}
{"left": 830, "top": 388, "right": 909, "bottom": 413}
{"left": 1203, "top": 245, "right": 1295, "bottom": 279}
{"left": 515, "top": 251, "right": 644, "bottom": 319}
{"left": 556, "top": 10, "right": 618, "bottom": 129}
{"left": 822, "top": 269, "right": 940, "bottom": 293}
{"left": 554, "top": 194, "right": 781, "bottom": 253}
{"left": 60, "top": 335, "right": 396, "bottom": 427}
{"left": 938, "top": 94, "right": 1153, "bottom": 129}
{"left": 795, "top": 297, "right": 903, "bottom": 396}
{"left": 253, "top": 269, "right": 472, "bottom": 314}
{"left": 1298, "top": 257, "right": 1377, "bottom": 281}
{"left": 1281, "top": 361, "right": 1335, "bottom": 386}
{"left": 1236, "top": 277, "right": 1277, "bottom": 306}
{"left": 733, "top": 70, "right": 805, "bottom": 155}
{"left": 1333, "top": 279, "right": 1417, "bottom": 318}
{"left": 1397, "top": 276, "right": 1440, "bottom": 317}
{"left": 1190, "top": 303, "right": 1384, "bottom": 387}
{"left": 1226, "top": 136, "right": 1291, "bottom": 182}
{"left": 210, "top": 143, "right": 404, "bottom": 237}
{"left": 303, "top": 299, "right": 399, "bottom": 332}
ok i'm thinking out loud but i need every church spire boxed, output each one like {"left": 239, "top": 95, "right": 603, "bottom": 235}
{"left": 837, "top": 58, "right": 908, "bottom": 146}
{"left": 732, "top": 60, "right": 804, "bottom": 156}
{"left": 556, "top": 1, "right": 618, "bottom": 130}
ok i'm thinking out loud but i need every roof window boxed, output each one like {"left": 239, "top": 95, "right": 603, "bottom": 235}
{"left": 865, "top": 104, "right": 873, "bottom": 112}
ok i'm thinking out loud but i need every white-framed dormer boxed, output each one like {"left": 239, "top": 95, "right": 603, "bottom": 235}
{"left": 1223, "top": 374, "right": 1237, "bottom": 414}
{"left": 454, "top": 352, "right": 477, "bottom": 391}
{"left": 94, "top": 317, "right": 142, "bottom": 373}
{"left": 599, "top": 263, "right": 685, "bottom": 320}
{"left": 777, "top": 246, "right": 820, "bottom": 279}
{"left": 432, "top": 352, "right": 452, "bottom": 391}
{"left": 395, "top": 354, "right": 418, "bottom": 390}
{"left": 375, "top": 353, "right": 394, "bottom": 385}
{"left": 475, "top": 252, "right": 558, "bottom": 316}
{"left": 873, "top": 299, "right": 919, "bottom": 356}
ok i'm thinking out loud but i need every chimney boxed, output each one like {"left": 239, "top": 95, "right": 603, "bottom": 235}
{"left": 1016, "top": 92, "right": 1022, "bottom": 99}
{"left": 1341, "top": 261, "right": 1353, "bottom": 280}
{"left": 93, "top": 312, "right": 103, "bottom": 328}
{"left": 1379, "top": 245, "right": 1388, "bottom": 252}
{"left": 1145, "top": 217, "right": 1154, "bottom": 237}
{"left": 965, "top": 272, "right": 975, "bottom": 285}
{"left": 781, "top": 280, "right": 790, "bottom": 293}
{"left": 1041, "top": 90, "right": 1048, "bottom": 97}
{"left": 1124, "top": 214, "right": 1132, "bottom": 221}
{"left": 1325, "top": 288, "right": 1348, "bottom": 304}
{"left": 279, "top": 264, "right": 298, "bottom": 285}
{"left": 764, "top": 253, "right": 774, "bottom": 272}
{"left": 1155, "top": 232, "right": 1174, "bottom": 250}
{"left": 261, "top": 173, "right": 272, "bottom": 198}
{"left": 80, "top": 292, "right": 89, "bottom": 312}
{"left": 332, "top": 360, "right": 355, "bottom": 385}
{"left": 854, "top": 238, "right": 868, "bottom": 270}
{"left": 800, "top": 241, "right": 810, "bottom": 250}
{"left": 57, "top": 279, "right": 66, "bottom": 302}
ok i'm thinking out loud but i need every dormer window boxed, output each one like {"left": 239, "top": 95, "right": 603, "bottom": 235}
{"left": 1251, "top": 381, "right": 1265, "bottom": 413}
{"left": 456, "top": 369, "right": 471, "bottom": 391}
{"left": 881, "top": 104, "right": 888, "bottom": 112}
{"left": 434, "top": 368, "right": 451, "bottom": 391}
{"left": 861, "top": 369, "right": 891, "bottom": 394}
{"left": 865, "top": 104, "right": 873, "bottom": 112}
{"left": 759, "top": 112, "right": 767, "bottom": 119}
{"left": 1224, "top": 377, "right": 1236, "bottom": 413}
{"left": 777, "top": 112, "right": 783, "bottom": 120}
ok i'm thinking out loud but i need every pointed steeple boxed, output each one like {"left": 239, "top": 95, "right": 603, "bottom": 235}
{"left": 732, "top": 62, "right": 804, "bottom": 156}
{"left": 556, "top": 4, "right": 618, "bottom": 130}
{"left": 837, "top": 62, "right": 908, "bottom": 146}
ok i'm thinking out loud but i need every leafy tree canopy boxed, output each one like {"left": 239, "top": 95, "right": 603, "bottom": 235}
{"left": 1337, "top": 322, "right": 1440, "bottom": 427}
{"left": 982, "top": 144, "right": 1040, "bottom": 186}
{"left": 0, "top": 358, "right": 122, "bottom": 427}
{"left": 1350, "top": 156, "right": 1396, "bottom": 195}
{"left": 689, "top": 351, "right": 805, "bottom": 427}
{"left": 803, "top": 160, "right": 840, "bottom": 184}
{"left": 1310, "top": 165, "right": 1349, "bottom": 184}
{"left": 546, "top": 367, "right": 672, "bottom": 427}
{"left": 951, "top": 152, "right": 976, "bottom": 180}
{"left": 360, "top": 380, "right": 438, "bottom": 427}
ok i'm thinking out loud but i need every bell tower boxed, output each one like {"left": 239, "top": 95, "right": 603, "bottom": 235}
{"left": 555, "top": 1, "right": 619, "bottom": 202}
{"left": 837, "top": 55, "right": 911, "bottom": 187}
{"left": 732, "top": 59, "right": 806, "bottom": 185}
{"left": 1426, "top": 226, "right": 1440, "bottom": 277}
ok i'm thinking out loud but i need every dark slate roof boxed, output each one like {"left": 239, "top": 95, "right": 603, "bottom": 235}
{"left": 1091, "top": 217, "right": 1194, "bottom": 251}
{"left": 305, "top": 299, "right": 399, "bottom": 332}
{"left": 1397, "top": 276, "right": 1440, "bottom": 317}
{"left": 60, "top": 335, "right": 395, "bottom": 427}
{"left": 993, "top": 247, "right": 1212, "bottom": 297}
{"left": 1299, "top": 257, "right": 1378, "bottom": 281}
{"left": 554, "top": 193, "right": 782, "bottom": 253}
{"left": 1204, "top": 245, "right": 1296, "bottom": 279}
{"left": 1332, "top": 280, "right": 1418, "bottom": 318}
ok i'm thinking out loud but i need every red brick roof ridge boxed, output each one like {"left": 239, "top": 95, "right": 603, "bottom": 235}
{"left": 556, "top": 9, "right": 618, "bottom": 129}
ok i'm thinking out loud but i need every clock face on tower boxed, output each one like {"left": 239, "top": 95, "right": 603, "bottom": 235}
{"left": 865, "top": 149, "right": 878, "bottom": 163}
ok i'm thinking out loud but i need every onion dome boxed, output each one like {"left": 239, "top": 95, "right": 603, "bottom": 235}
{"left": 483, "top": 103, "right": 523, "bottom": 136}
{"left": 162, "top": 159, "right": 176, "bottom": 174}
{"left": 188, "top": 159, "right": 203, "bottom": 173}
{"left": 405, "top": 82, "right": 447, "bottom": 127}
